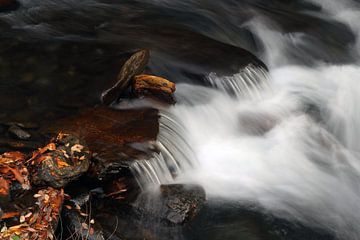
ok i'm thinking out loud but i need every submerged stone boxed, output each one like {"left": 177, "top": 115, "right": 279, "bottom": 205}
{"left": 101, "top": 49, "right": 150, "bottom": 105}
{"left": 134, "top": 184, "right": 206, "bottom": 224}
{"left": 8, "top": 124, "right": 31, "bottom": 140}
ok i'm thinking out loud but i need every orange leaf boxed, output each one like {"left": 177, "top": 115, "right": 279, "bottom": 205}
{"left": 0, "top": 177, "right": 9, "bottom": 196}
{"left": 57, "top": 160, "right": 70, "bottom": 168}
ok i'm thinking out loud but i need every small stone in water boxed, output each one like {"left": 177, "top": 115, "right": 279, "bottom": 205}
{"left": 101, "top": 49, "right": 150, "bottom": 105}
{"left": 8, "top": 125, "right": 31, "bottom": 140}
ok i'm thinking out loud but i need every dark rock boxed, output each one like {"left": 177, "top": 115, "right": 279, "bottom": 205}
{"left": 8, "top": 124, "right": 31, "bottom": 140}
{"left": 42, "top": 107, "right": 159, "bottom": 181}
{"left": 101, "top": 50, "right": 150, "bottom": 105}
{"left": 29, "top": 133, "right": 91, "bottom": 188}
{"left": 134, "top": 184, "right": 206, "bottom": 225}
{"left": 132, "top": 74, "right": 176, "bottom": 104}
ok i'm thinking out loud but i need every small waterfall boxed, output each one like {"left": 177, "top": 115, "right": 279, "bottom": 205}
{"left": 130, "top": 109, "right": 197, "bottom": 188}
{"left": 131, "top": 153, "right": 173, "bottom": 189}
{"left": 129, "top": 63, "right": 271, "bottom": 188}
{"left": 207, "top": 64, "right": 270, "bottom": 99}
{"left": 129, "top": 64, "right": 270, "bottom": 189}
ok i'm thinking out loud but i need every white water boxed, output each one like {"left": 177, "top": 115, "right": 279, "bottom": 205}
{"left": 131, "top": 1, "right": 360, "bottom": 239}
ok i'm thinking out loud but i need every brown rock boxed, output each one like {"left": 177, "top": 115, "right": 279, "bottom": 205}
{"left": 42, "top": 107, "right": 159, "bottom": 180}
{"left": 134, "top": 184, "right": 206, "bottom": 225}
{"left": 133, "top": 74, "right": 176, "bottom": 104}
{"left": 101, "top": 50, "right": 150, "bottom": 105}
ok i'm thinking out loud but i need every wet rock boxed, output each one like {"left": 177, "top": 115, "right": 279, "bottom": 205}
{"left": 42, "top": 107, "right": 159, "bottom": 181}
{"left": 101, "top": 49, "right": 150, "bottom": 105}
{"left": 0, "top": 187, "right": 64, "bottom": 240}
{"left": 0, "top": 152, "right": 30, "bottom": 201}
{"left": 29, "top": 133, "right": 91, "bottom": 188}
{"left": 134, "top": 184, "right": 206, "bottom": 225}
{"left": 8, "top": 124, "right": 31, "bottom": 140}
{"left": 133, "top": 74, "right": 176, "bottom": 104}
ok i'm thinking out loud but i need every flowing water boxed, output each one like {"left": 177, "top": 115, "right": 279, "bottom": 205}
{"left": 2, "top": 0, "right": 360, "bottom": 239}
{"left": 141, "top": 1, "right": 360, "bottom": 239}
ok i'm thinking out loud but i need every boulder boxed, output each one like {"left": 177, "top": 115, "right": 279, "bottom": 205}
{"left": 134, "top": 184, "right": 206, "bottom": 224}
{"left": 28, "top": 133, "right": 91, "bottom": 188}
{"left": 101, "top": 50, "right": 150, "bottom": 105}
{"left": 133, "top": 74, "right": 176, "bottom": 104}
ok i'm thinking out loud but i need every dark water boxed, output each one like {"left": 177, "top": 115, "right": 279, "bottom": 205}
{"left": 0, "top": 0, "right": 358, "bottom": 239}
{"left": 0, "top": 0, "right": 355, "bottom": 124}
